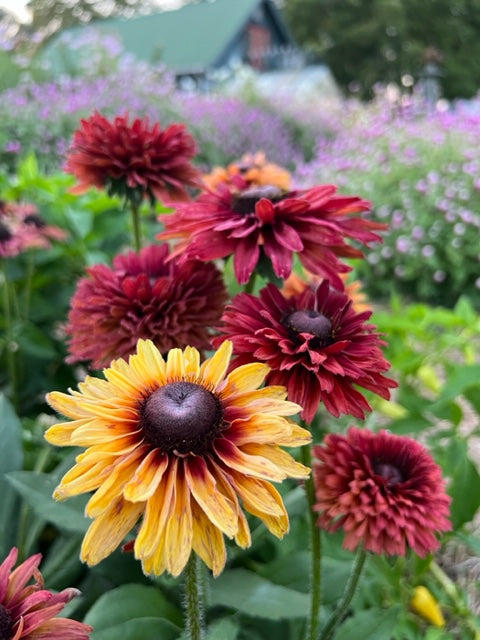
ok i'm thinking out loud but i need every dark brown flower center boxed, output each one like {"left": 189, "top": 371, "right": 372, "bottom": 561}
{"left": 285, "top": 310, "right": 333, "bottom": 347}
{"left": 0, "top": 604, "right": 13, "bottom": 640}
{"left": 373, "top": 461, "right": 404, "bottom": 486}
{"left": 232, "top": 185, "right": 283, "bottom": 215}
{"left": 140, "top": 381, "right": 223, "bottom": 454}
{"left": 0, "top": 222, "right": 12, "bottom": 242}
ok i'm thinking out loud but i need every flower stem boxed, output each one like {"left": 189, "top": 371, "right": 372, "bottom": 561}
{"left": 1, "top": 261, "right": 18, "bottom": 409}
{"left": 301, "top": 443, "right": 322, "bottom": 640}
{"left": 130, "top": 202, "right": 142, "bottom": 252}
{"left": 319, "top": 547, "right": 367, "bottom": 640}
{"left": 184, "top": 553, "right": 205, "bottom": 640}
{"left": 243, "top": 271, "right": 257, "bottom": 294}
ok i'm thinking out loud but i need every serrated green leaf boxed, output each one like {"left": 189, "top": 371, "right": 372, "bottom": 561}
{"left": 84, "top": 583, "right": 182, "bottom": 629}
{"left": 209, "top": 568, "right": 309, "bottom": 619}
{"left": 333, "top": 606, "right": 400, "bottom": 640}
{"left": 90, "top": 617, "right": 180, "bottom": 640}
{"left": 5, "top": 470, "right": 89, "bottom": 533}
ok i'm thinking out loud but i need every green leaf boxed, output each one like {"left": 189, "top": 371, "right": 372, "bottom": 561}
{"left": 206, "top": 618, "right": 239, "bottom": 640}
{"left": 65, "top": 205, "right": 93, "bottom": 238}
{"left": 16, "top": 322, "right": 57, "bottom": 359}
{"left": 5, "top": 470, "right": 89, "bottom": 533}
{"left": 333, "top": 606, "right": 401, "bottom": 640}
{"left": 0, "top": 394, "right": 23, "bottom": 557}
{"left": 449, "top": 456, "right": 480, "bottom": 529}
{"left": 431, "top": 365, "right": 480, "bottom": 409}
{"left": 90, "top": 617, "right": 180, "bottom": 640}
{"left": 209, "top": 568, "right": 309, "bottom": 619}
{"left": 84, "top": 584, "right": 182, "bottom": 629}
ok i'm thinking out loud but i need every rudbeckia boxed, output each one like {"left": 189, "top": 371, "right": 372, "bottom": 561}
{"left": 314, "top": 427, "right": 451, "bottom": 556}
{"left": 202, "top": 151, "right": 291, "bottom": 192}
{"left": 64, "top": 112, "right": 201, "bottom": 204}
{"left": 0, "top": 547, "right": 91, "bottom": 639}
{"left": 158, "top": 183, "right": 383, "bottom": 287}
{"left": 45, "top": 340, "right": 310, "bottom": 577}
{"left": 65, "top": 243, "right": 227, "bottom": 369}
{"left": 214, "top": 281, "right": 396, "bottom": 423}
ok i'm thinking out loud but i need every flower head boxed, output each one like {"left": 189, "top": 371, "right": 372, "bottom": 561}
{"left": 46, "top": 340, "right": 310, "bottom": 577}
{"left": 0, "top": 547, "right": 91, "bottom": 639}
{"left": 214, "top": 281, "right": 396, "bottom": 423}
{"left": 64, "top": 112, "right": 201, "bottom": 204}
{"left": 202, "top": 152, "right": 291, "bottom": 192}
{"left": 0, "top": 201, "right": 66, "bottom": 259}
{"left": 66, "top": 243, "right": 228, "bottom": 369}
{"left": 159, "top": 184, "right": 383, "bottom": 287}
{"left": 314, "top": 427, "right": 451, "bottom": 556}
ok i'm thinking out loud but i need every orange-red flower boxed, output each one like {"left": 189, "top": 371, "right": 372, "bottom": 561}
{"left": 214, "top": 281, "right": 396, "bottom": 423}
{"left": 64, "top": 112, "right": 201, "bottom": 204}
{"left": 202, "top": 152, "right": 291, "bottom": 192}
{"left": 66, "top": 243, "right": 227, "bottom": 369}
{"left": 0, "top": 547, "right": 91, "bottom": 639}
{"left": 159, "top": 183, "right": 383, "bottom": 287}
{"left": 46, "top": 340, "right": 311, "bottom": 577}
{"left": 314, "top": 427, "right": 451, "bottom": 556}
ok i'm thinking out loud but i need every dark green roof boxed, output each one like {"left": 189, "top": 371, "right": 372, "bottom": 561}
{"left": 48, "top": 0, "right": 280, "bottom": 73}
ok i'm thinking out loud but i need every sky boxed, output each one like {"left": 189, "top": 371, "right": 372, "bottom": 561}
{"left": 0, "top": 0, "right": 184, "bottom": 23}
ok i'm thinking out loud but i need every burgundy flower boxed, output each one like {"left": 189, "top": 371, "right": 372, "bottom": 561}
{"left": 66, "top": 243, "right": 228, "bottom": 369}
{"left": 64, "top": 112, "right": 201, "bottom": 204}
{"left": 0, "top": 547, "right": 91, "bottom": 639}
{"left": 159, "top": 183, "right": 384, "bottom": 287}
{"left": 213, "top": 281, "right": 396, "bottom": 423}
{"left": 313, "top": 427, "right": 452, "bottom": 556}
{"left": 0, "top": 201, "right": 66, "bottom": 258}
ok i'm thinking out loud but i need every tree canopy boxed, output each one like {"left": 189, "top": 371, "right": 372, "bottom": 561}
{"left": 283, "top": 0, "right": 480, "bottom": 100}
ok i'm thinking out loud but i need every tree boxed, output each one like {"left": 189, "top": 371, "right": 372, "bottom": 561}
{"left": 283, "top": 0, "right": 480, "bottom": 100}
{"left": 26, "top": 0, "right": 157, "bottom": 44}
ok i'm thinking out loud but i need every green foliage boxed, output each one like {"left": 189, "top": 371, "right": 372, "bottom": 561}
{"left": 283, "top": 0, "right": 480, "bottom": 99}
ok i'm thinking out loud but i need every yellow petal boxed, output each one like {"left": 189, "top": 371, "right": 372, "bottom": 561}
{"left": 70, "top": 420, "right": 139, "bottom": 447}
{"left": 184, "top": 456, "right": 238, "bottom": 538}
{"left": 184, "top": 346, "right": 201, "bottom": 379}
{"left": 191, "top": 500, "right": 226, "bottom": 577}
{"left": 75, "top": 433, "right": 141, "bottom": 461}
{"left": 214, "top": 439, "right": 286, "bottom": 481}
{"left": 136, "top": 340, "right": 167, "bottom": 383}
{"left": 86, "top": 445, "right": 149, "bottom": 518}
{"left": 54, "top": 461, "right": 112, "bottom": 500}
{"left": 241, "top": 444, "right": 310, "bottom": 479}
{"left": 141, "top": 527, "right": 167, "bottom": 576}
{"left": 45, "top": 419, "right": 86, "bottom": 446}
{"left": 199, "top": 340, "right": 232, "bottom": 389}
{"left": 228, "top": 414, "right": 297, "bottom": 446}
{"left": 229, "top": 388, "right": 301, "bottom": 416}
{"left": 275, "top": 422, "right": 312, "bottom": 447}
{"left": 241, "top": 481, "right": 289, "bottom": 538}
{"left": 46, "top": 391, "right": 89, "bottom": 419}
{"left": 123, "top": 449, "right": 169, "bottom": 502}
{"left": 221, "top": 362, "right": 270, "bottom": 398}
{"left": 81, "top": 497, "right": 144, "bottom": 566}
{"left": 135, "top": 459, "right": 177, "bottom": 558}
{"left": 163, "top": 464, "right": 193, "bottom": 577}
{"left": 166, "top": 348, "right": 185, "bottom": 380}
{"left": 235, "top": 508, "right": 252, "bottom": 549}
{"left": 228, "top": 471, "right": 285, "bottom": 516}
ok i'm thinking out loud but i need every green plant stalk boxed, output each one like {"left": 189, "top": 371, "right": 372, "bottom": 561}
{"left": 184, "top": 553, "right": 205, "bottom": 640}
{"left": 1, "top": 261, "right": 18, "bottom": 410}
{"left": 22, "top": 252, "right": 35, "bottom": 321}
{"left": 243, "top": 270, "right": 257, "bottom": 295}
{"left": 301, "top": 442, "right": 322, "bottom": 640}
{"left": 130, "top": 201, "right": 142, "bottom": 252}
{"left": 319, "top": 547, "right": 367, "bottom": 640}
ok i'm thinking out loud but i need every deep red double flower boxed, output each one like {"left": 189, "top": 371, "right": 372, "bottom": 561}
{"left": 314, "top": 427, "right": 451, "bottom": 556}
{"left": 66, "top": 243, "right": 227, "bottom": 369}
{"left": 65, "top": 111, "right": 201, "bottom": 203}
{"left": 159, "top": 184, "right": 384, "bottom": 287}
{"left": 214, "top": 281, "right": 396, "bottom": 423}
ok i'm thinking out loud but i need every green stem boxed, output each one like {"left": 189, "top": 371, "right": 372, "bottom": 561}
{"left": 1, "top": 262, "right": 18, "bottom": 410}
{"left": 301, "top": 443, "right": 322, "bottom": 640}
{"left": 243, "top": 271, "right": 257, "bottom": 294}
{"left": 319, "top": 548, "right": 367, "bottom": 640}
{"left": 23, "top": 253, "right": 35, "bottom": 321}
{"left": 184, "top": 553, "right": 204, "bottom": 640}
{"left": 130, "top": 202, "right": 142, "bottom": 252}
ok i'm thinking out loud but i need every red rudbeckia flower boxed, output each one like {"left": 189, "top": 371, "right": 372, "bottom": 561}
{"left": 159, "top": 183, "right": 384, "bottom": 287}
{"left": 213, "top": 281, "right": 396, "bottom": 423}
{"left": 64, "top": 111, "right": 201, "bottom": 204}
{"left": 314, "top": 427, "right": 451, "bottom": 556}
{"left": 0, "top": 547, "right": 91, "bottom": 639}
{"left": 66, "top": 243, "right": 228, "bottom": 369}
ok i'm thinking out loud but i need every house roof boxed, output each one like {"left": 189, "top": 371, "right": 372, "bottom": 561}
{"left": 46, "top": 0, "right": 292, "bottom": 74}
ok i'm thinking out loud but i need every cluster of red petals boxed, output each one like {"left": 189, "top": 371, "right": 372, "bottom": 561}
{"left": 314, "top": 427, "right": 452, "bottom": 556}
{"left": 0, "top": 201, "right": 67, "bottom": 259}
{"left": 0, "top": 547, "right": 91, "bottom": 639}
{"left": 213, "top": 281, "right": 397, "bottom": 423}
{"left": 64, "top": 112, "right": 201, "bottom": 203}
{"left": 66, "top": 243, "right": 228, "bottom": 369}
{"left": 159, "top": 183, "right": 384, "bottom": 287}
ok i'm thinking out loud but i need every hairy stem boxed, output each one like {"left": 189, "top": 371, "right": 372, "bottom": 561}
{"left": 184, "top": 554, "right": 205, "bottom": 640}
